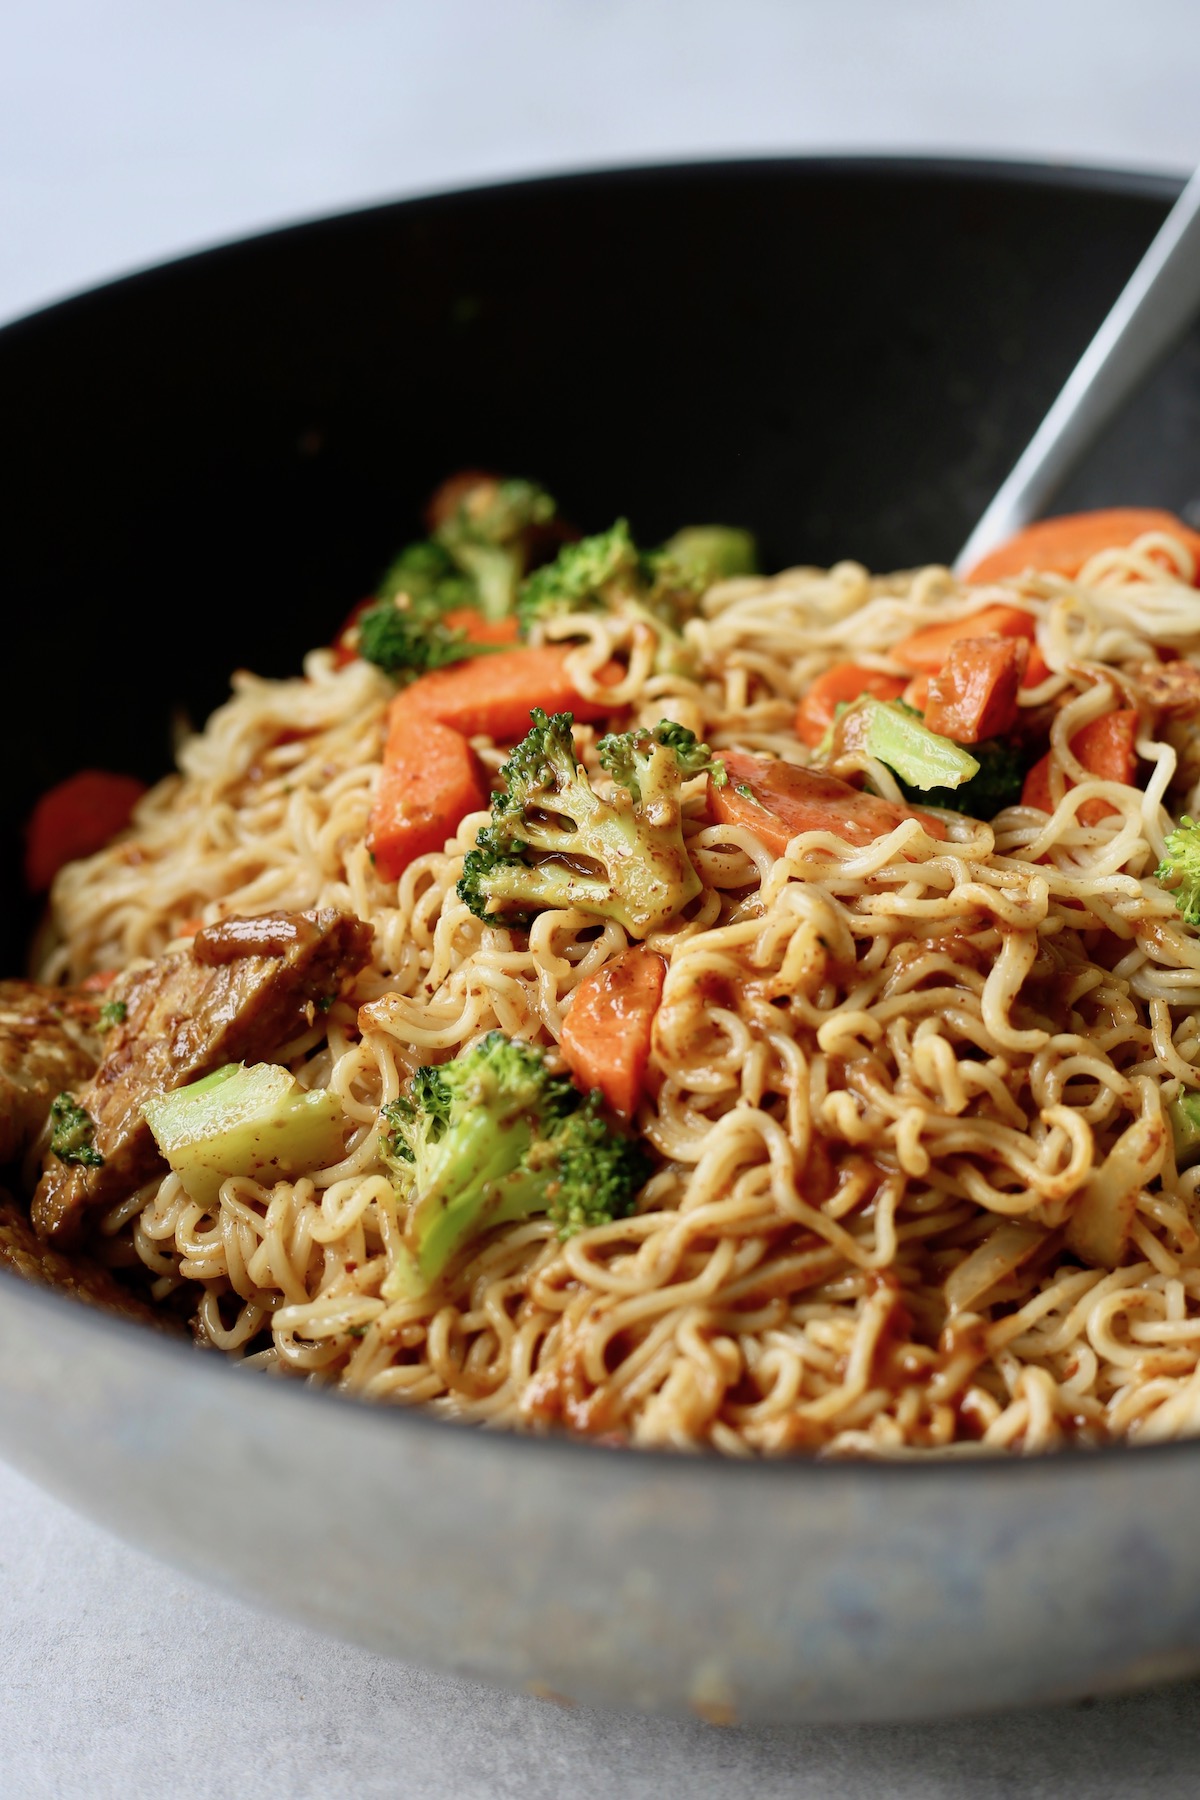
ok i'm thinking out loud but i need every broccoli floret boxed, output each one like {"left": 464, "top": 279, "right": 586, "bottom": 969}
{"left": 357, "top": 593, "right": 488, "bottom": 678}
{"left": 376, "top": 539, "right": 476, "bottom": 612}
{"left": 820, "top": 695, "right": 1025, "bottom": 822}
{"left": 598, "top": 718, "right": 727, "bottom": 800}
{"left": 659, "top": 525, "right": 758, "bottom": 583}
{"left": 829, "top": 696, "right": 980, "bottom": 791}
{"left": 516, "top": 519, "right": 642, "bottom": 634}
{"left": 435, "top": 476, "right": 557, "bottom": 620}
{"left": 457, "top": 710, "right": 719, "bottom": 938}
{"left": 900, "top": 740, "right": 1026, "bottom": 819}
{"left": 99, "top": 999, "right": 127, "bottom": 1028}
{"left": 369, "top": 477, "right": 557, "bottom": 647}
{"left": 1157, "top": 816, "right": 1200, "bottom": 927}
{"left": 49, "top": 1093, "right": 103, "bottom": 1167}
{"left": 516, "top": 516, "right": 750, "bottom": 675}
{"left": 379, "top": 1031, "right": 649, "bottom": 1297}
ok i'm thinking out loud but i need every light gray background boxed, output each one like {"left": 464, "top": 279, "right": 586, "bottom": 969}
{"left": 4, "top": 2, "right": 1200, "bottom": 1795}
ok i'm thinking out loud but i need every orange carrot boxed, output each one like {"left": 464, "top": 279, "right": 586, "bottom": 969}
{"left": 892, "top": 603, "right": 1037, "bottom": 672}
{"left": 1021, "top": 710, "right": 1139, "bottom": 825}
{"left": 560, "top": 946, "right": 667, "bottom": 1120}
{"left": 923, "top": 636, "right": 1026, "bottom": 744}
{"left": 79, "top": 969, "right": 119, "bottom": 993}
{"left": 368, "top": 708, "right": 488, "bottom": 882}
{"left": 963, "top": 508, "right": 1200, "bottom": 586}
{"left": 902, "top": 672, "right": 930, "bottom": 712}
{"left": 404, "top": 644, "right": 622, "bottom": 741}
{"left": 708, "top": 749, "right": 947, "bottom": 851}
{"left": 794, "top": 663, "right": 907, "bottom": 748}
{"left": 24, "top": 769, "right": 147, "bottom": 893}
{"left": 441, "top": 608, "right": 521, "bottom": 646}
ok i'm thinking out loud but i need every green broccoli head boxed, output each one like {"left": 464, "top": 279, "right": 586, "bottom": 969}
{"left": 436, "top": 477, "right": 558, "bottom": 621}
{"left": 658, "top": 525, "right": 759, "bottom": 585}
{"left": 597, "top": 720, "right": 727, "bottom": 803}
{"left": 456, "top": 710, "right": 715, "bottom": 938}
{"left": 356, "top": 594, "right": 485, "bottom": 677}
{"left": 1157, "top": 817, "right": 1200, "bottom": 927}
{"left": 516, "top": 519, "right": 642, "bottom": 634}
{"left": 514, "top": 514, "right": 756, "bottom": 679}
{"left": 376, "top": 539, "right": 476, "bottom": 611}
{"left": 902, "top": 740, "right": 1025, "bottom": 819}
{"left": 379, "top": 1031, "right": 649, "bottom": 1297}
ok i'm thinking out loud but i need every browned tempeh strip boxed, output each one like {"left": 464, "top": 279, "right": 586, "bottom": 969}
{"left": 32, "top": 908, "right": 374, "bottom": 1244}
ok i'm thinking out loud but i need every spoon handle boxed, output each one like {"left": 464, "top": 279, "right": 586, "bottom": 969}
{"left": 953, "top": 168, "right": 1200, "bottom": 576}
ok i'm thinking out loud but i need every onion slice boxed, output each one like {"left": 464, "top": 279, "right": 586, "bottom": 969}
{"left": 944, "top": 1220, "right": 1047, "bottom": 1314}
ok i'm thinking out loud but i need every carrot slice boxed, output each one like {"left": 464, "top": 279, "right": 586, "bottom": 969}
{"left": 441, "top": 608, "right": 521, "bottom": 646}
{"left": 79, "top": 969, "right": 120, "bottom": 993}
{"left": 1021, "top": 710, "right": 1139, "bottom": 825}
{"left": 902, "top": 672, "right": 930, "bottom": 713}
{"left": 923, "top": 636, "right": 1026, "bottom": 744}
{"left": 964, "top": 508, "right": 1200, "bottom": 586}
{"left": 892, "top": 603, "right": 1037, "bottom": 672}
{"left": 708, "top": 749, "right": 947, "bottom": 851}
{"left": 403, "top": 644, "right": 621, "bottom": 741}
{"left": 560, "top": 946, "right": 667, "bottom": 1120}
{"left": 368, "top": 708, "right": 488, "bottom": 882}
{"left": 794, "top": 664, "right": 907, "bottom": 748}
{"left": 24, "top": 769, "right": 148, "bottom": 892}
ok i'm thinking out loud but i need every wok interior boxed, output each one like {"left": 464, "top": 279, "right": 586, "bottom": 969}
{"left": 3, "top": 161, "right": 1197, "bottom": 968}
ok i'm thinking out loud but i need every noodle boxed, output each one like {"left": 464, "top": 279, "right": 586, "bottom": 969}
{"left": 36, "top": 527, "right": 1200, "bottom": 1456}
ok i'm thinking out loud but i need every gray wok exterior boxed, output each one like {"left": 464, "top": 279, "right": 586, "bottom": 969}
{"left": 2, "top": 1271, "right": 1199, "bottom": 1724}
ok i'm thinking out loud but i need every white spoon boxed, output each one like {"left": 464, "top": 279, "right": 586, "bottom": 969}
{"left": 953, "top": 167, "right": 1200, "bottom": 577}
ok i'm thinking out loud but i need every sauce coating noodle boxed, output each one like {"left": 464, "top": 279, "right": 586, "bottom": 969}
{"left": 40, "top": 530, "right": 1200, "bottom": 1455}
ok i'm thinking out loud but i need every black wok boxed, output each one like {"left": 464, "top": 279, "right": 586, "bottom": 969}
{"left": 2, "top": 157, "right": 1199, "bottom": 1724}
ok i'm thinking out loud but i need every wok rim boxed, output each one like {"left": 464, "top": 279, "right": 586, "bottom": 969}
{"left": 2, "top": 147, "right": 1194, "bottom": 1490}
{"left": 0, "top": 150, "right": 1186, "bottom": 340}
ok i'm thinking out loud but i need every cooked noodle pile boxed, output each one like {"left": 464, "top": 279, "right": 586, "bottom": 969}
{"left": 40, "top": 529, "right": 1200, "bottom": 1455}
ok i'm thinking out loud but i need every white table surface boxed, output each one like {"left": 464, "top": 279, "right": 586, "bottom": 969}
{"left": 5, "top": 3, "right": 1200, "bottom": 1794}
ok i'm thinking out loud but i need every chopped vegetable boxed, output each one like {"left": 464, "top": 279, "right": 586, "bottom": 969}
{"left": 403, "top": 644, "right": 620, "bottom": 741}
{"left": 430, "top": 476, "right": 558, "bottom": 620}
{"left": 963, "top": 507, "right": 1200, "bottom": 586}
{"left": 922, "top": 635, "right": 1026, "bottom": 744}
{"left": 1022, "top": 710, "right": 1139, "bottom": 824}
{"left": 376, "top": 538, "right": 476, "bottom": 612}
{"left": 24, "top": 769, "right": 148, "bottom": 893}
{"left": 516, "top": 515, "right": 752, "bottom": 674}
{"left": 457, "top": 711, "right": 720, "bottom": 937}
{"left": 368, "top": 708, "right": 487, "bottom": 883}
{"left": 897, "top": 740, "right": 1026, "bottom": 820}
{"left": 1157, "top": 816, "right": 1200, "bottom": 927}
{"left": 142, "top": 1061, "right": 350, "bottom": 1207}
{"left": 825, "top": 696, "right": 981, "bottom": 791}
{"left": 658, "top": 525, "right": 758, "bottom": 583}
{"left": 378, "top": 1032, "right": 649, "bottom": 1298}
{"left": 891, "top": 603, "right": 1041, "bottom": 677}
{"left": 560, "top": 947, "right": 667, "bottom": 1119}
{"left": 48, "top": 1094, "right": 103, "bottom": 1168}
{"left": 794, "top": 664, "right": 908, "bottom": 748}
{"left": 356, "top": 592, "right": 500, "bottom": 678}
{"left": 1169, "top": 1090, "right": 1200, "bottom": 1168}
{"left": 516, "top": 519, "right": 642, "bottom": 635}
{"left": 442, "top": 607, "right": 521, "bottom": 646}
{"left": 707, "top": 749, "right": 947, "bottom": 851}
